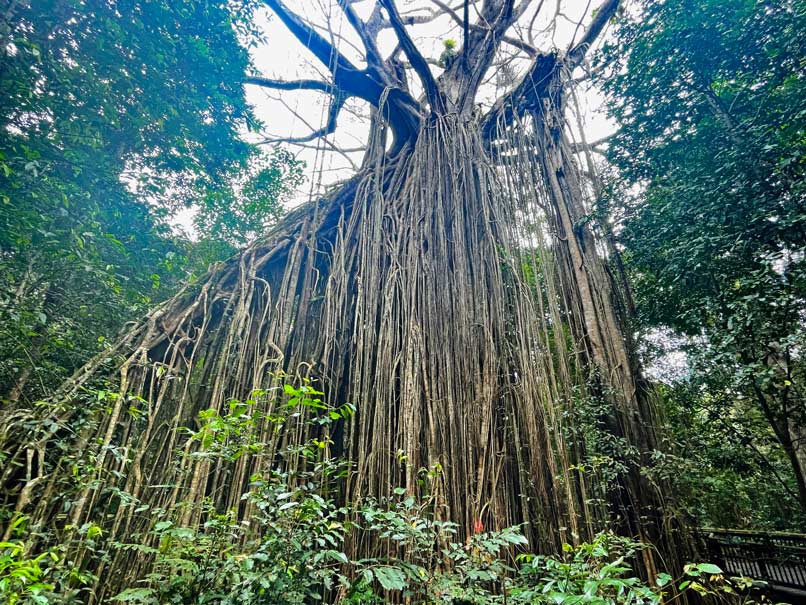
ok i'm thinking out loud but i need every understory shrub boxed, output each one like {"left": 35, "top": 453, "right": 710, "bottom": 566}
{"left": 1, "top": 383, "right": 760, "bottom": 604}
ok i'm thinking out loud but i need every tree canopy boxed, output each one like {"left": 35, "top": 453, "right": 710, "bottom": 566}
{"left": 598, "top": 0, "right": 806, "bottom": 522}
{"left": 0, "top": 0, "right": 300, "bottom": 404}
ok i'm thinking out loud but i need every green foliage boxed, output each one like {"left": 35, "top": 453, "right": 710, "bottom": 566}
{"left": 564, "top": 386, "right": 637, "bottom": 495}
{"left": 0, "top": 516, "right": 96, "bottom": 605}
{"left": 102, "top": 383, "right": 355, "bottom": 605}
{"left": 194, "top": 148, "right": 304, "bottom": 245}
{"left": 0, "top": 381, "right": 761, "bottom": 604}
{"left": 102, "top": 420, "right": 666, "bottom": 605}
{"left": 0, "top": 0, "right": 299, "bottom": 405}
{"left": 650, "top": 380, "right": 803, "bottom": 530}
{"left": 438, "top": 39, "right": 459, "bottom": 69}
{"left": 0, "top": 530, "right": 57, "bottom": 605}
{"left": 510, "top": 534, "right": 658, "bottom": 605}
{"left": 597, "top": 0, "right": 806, "bottom": 523}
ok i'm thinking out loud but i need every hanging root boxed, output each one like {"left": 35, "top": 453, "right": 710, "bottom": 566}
{"left": 0, "top": 115, "right": 691, "bottom": 600}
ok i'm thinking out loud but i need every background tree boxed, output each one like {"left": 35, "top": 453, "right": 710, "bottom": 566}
{"left": 0, "top": 0, "right": 300, "bottom": 405}
{"left": 597, "top": 0, "right": 806, "bottom": 521}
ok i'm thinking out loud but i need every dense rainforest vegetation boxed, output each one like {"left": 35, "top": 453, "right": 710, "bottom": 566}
{"left": 0, "top": 0, "right": 302, "bottom": 405}
{"left": 0, "top": 0, "right": 803, "bottom": 603}
{"left": 598, "top": 0, "right": 806, "bottom": 527}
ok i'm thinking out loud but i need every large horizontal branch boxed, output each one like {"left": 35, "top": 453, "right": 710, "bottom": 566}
{"left": 263, "top": 0, "right": 423, "bottom": 148}
{"left": 262, "top": 0, "right": 382, "bottom": 103}
{"left": 263, "top": 0, "right": 359, "bottom": 77}
{"left": 245, "top": 77, "right": 334, "bottom": 93}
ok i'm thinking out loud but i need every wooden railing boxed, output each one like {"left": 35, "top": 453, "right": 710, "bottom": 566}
{"left": 700, "top": 528, "right": 806, "bottom": 593}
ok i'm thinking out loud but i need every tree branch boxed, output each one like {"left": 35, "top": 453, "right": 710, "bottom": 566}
{"left": 260, "top": 92, "right": 346, "bottom": 145}
{"left": 463, "top": 0, "right": 470, "bottom": 58}
{"left": 245, "top": 77, "right": 334, "bottom": 93}
{"left": 397, "top": 1, "right": 476, "bottom": 25}
{"left": 337, "top": 0, "right": 387, "bottom": 76}
{"left": 263, "top": 0, "right": 422, "bottom": 147}
{"left": 567, "top": 0, "right": 620, "bottom": 65}
{"left": 482, "top": 0, "right": 619, "bottom": 139}
{"left": 571, "top": 133, "right": 613, "bottom": 152}
{"left": 430, "top": 0, "right": 537, "bottom": 56}
{"left": 481, "top": 52, "right": 560, "bottom": 140}
{"left": 379, "top": 0, "right": 447, "bottom": 113}
{"left": 263, "top": 0, "right": 360, "bottom": 75}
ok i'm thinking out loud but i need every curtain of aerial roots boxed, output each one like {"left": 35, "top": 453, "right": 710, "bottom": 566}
{"left": 2, "top": 115, "right": 672, "bottom": 598}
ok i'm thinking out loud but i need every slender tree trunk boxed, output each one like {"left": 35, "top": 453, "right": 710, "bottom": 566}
{"left": 530, "top": 95, "right": 694, "bottom": 577}
{"left": 5, "top": 279, "right": 54, "bottom": 404}
{"left": 758, "top": 389, "right": 806, "bottom": 513}
{"left": 785, "top": 419, "right": 806, "bottom": 512}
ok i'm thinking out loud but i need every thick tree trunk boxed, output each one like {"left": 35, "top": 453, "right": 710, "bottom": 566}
{"left": 0, "top": 3, "right": 702, "bottom": 600}
{"left": 0, "top": 70, "right": 691, "bottom": 604}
